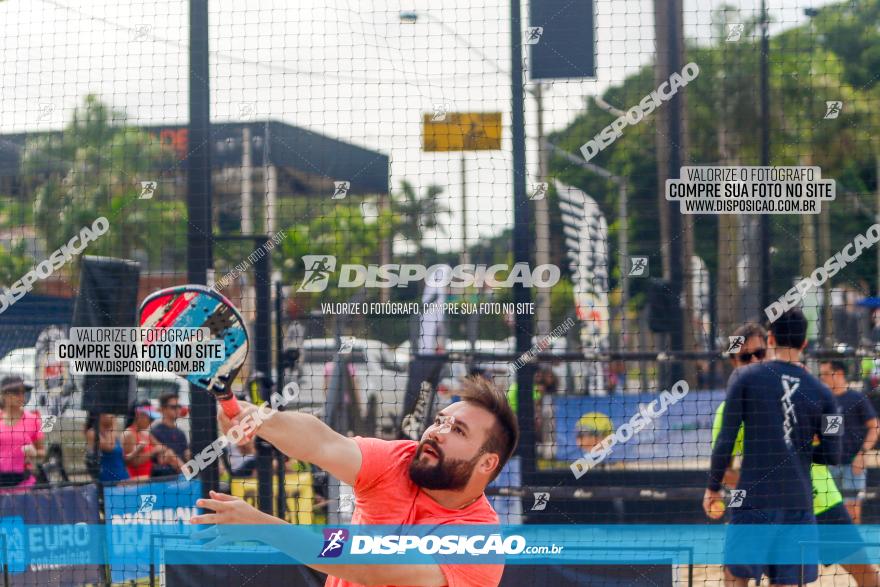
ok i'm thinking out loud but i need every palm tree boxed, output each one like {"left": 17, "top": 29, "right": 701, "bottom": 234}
{"left": 393, "top": 180, "right": 449, "bottom": 257}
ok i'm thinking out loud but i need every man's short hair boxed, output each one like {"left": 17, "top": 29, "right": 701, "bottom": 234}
{"left": 456, "top": 377, "right": 519, "bottom": 483}
{"left": 820, "top": 359, "right": 849, "bottom": 378}
{"left": 159, "top": 392, "right": 179, "bottom": 408}
{"left": 733, "top": 322, "right": 767, "bottom": 342}
{"left": 769, "top": 308, "right": 808, "bottom": 349}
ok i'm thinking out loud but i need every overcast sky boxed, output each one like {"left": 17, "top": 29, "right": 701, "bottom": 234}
{"left": 0, "top": 0, "right": 837, "bottom": 253}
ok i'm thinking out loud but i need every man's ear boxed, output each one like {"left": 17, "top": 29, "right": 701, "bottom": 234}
{"left": 480, "top": 452, "right": 500, "bottom": 476}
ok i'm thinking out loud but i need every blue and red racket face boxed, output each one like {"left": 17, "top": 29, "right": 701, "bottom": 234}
{"left": 139, "top": 285, "right": 248, "bottom": 399}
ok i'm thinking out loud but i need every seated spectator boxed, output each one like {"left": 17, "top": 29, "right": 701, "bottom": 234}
{"left": 122, "top": 400, "right": 165, "bottom": 481}
{"left": 0, "top": 376, "right": 45, "bottom": 491}
{"left": 85, "top": 412, "right": 129, "bottom": 484}
{"left": 150, "top": 392, "right": 189, "bottom": 478}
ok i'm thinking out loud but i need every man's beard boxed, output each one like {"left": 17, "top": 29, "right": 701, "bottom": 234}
{"left": 408, "top": 440, "right": 482, "bottom": 491}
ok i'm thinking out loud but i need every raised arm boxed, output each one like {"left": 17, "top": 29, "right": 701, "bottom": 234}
{"left": 218, "top": 402, "right": 362, "bottom": 486}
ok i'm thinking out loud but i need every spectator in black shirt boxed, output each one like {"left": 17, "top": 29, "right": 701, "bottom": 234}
{"left": 150, "top": 392, "right": 189, "bottom": 478}
{"left": 820, "top": 360, "right": 879, "bottom": 524}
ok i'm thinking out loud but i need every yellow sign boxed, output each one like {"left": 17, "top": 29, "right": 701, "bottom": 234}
{"left": 423, "top": 112, "right": 502, "bottom": 152}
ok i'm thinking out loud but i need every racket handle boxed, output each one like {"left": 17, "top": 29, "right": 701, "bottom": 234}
{"left": 219, "top": 397, "right": 241, "bottom": 419}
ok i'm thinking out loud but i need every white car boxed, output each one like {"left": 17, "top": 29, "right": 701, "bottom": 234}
{"left": 293, "top": 338, "right": 407, "bottom": 436}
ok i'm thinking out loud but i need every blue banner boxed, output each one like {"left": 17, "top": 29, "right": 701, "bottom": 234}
{"left": 6, "top": 524, "right": 880, "bottom": 566}
{"left": 553, "top": 390, "right": 725, "bottom": 464}
{"left": 0, "top": 483, "right": 102, "bottom": 586}
{"left": 103, "top": 476, "right": 202, "bottom": 582}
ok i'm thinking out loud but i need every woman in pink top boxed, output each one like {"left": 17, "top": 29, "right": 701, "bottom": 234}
{"left": 0, "top": 376, "right": 45, "bottom": 491}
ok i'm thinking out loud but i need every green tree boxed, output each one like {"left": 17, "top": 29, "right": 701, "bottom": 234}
{"left": 393, "top": 180, "right": 449, "bottom": 256}
{"left": 20, "top": 94, "right": 181, "bottom": 268}
{"left": 278, "top": 202, "right": 383, "bottom": 305}
{"left": 549, "top": 0, "right": 880, "bottom": 319}
{"left": 0, "top": 241, "right": 33, "bottom": 286}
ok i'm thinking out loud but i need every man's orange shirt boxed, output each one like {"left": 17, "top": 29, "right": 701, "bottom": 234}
{"left": 324, "top": 437, "right": 504, "bottom": 587}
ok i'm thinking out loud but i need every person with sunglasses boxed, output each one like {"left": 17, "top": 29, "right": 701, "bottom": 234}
{"left": 0, "top": 376, "right": 45, "bottom": 491}
{"left": 710, "top": 323, "right": 767, "bottom": 493}
{"left": 150, "top": 392, "right": 189, "bottom": 478}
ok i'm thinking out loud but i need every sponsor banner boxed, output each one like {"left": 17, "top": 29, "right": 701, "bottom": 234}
{"left": 103, "top": 477, "right": 201, "bottom": 582}
{"left": 0, "top": 483, "right": 102, "bottom": 585}
{"left": 554, "top": 390, "right": 725, "bottom": 464}
{"left": 152, "top": 524, "right": 880, "bottom": 566}
{"left": 4, "top": 524, "right": 880, "bottom": 565}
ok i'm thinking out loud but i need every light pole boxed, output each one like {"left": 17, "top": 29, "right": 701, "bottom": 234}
{"left": 399, "top": 10, "right": 551, "bottom": 334}
{"left": 399, "top": 11, "right": 508, "bottom": 76}
{"left": 400, "top": 6, "right": 535, "bottom": 472}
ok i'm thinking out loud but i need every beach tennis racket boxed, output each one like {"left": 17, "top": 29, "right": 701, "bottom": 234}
{"left": 139, "top": 284, "right": 247, "bottom": 418}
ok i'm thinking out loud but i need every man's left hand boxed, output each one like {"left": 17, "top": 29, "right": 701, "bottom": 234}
{"left": 191, "top": 491, "right": 273, "bottom": 525}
